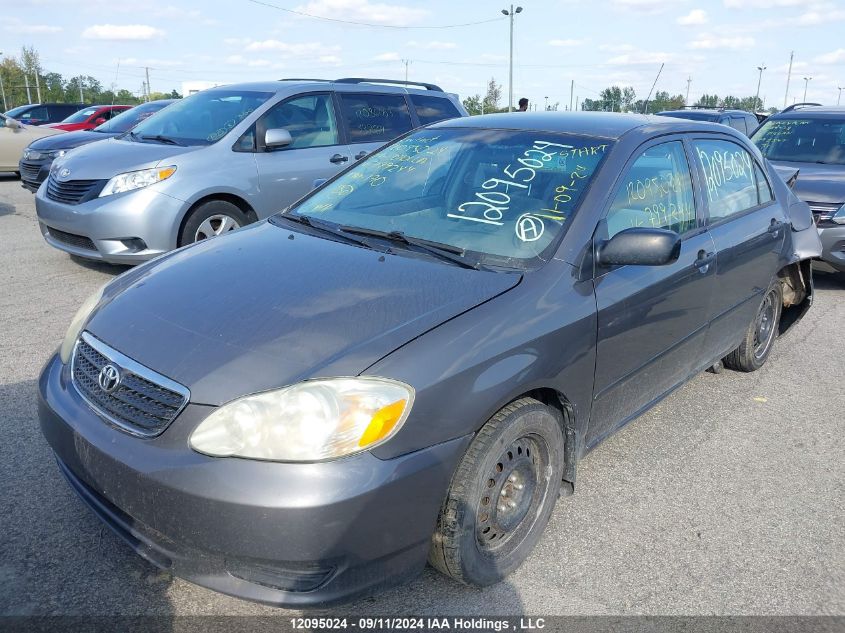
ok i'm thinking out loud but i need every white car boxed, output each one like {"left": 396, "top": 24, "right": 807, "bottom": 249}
{"left": 0, "top": 113, "right": 63, "bottom": 173}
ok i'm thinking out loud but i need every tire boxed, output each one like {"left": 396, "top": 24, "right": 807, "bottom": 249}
{"left": 428, "top": 397, "right": 565, "bottom": 586}
{"left": 723, "top": 279, "right": 783, "bottom": 372}
{"left": 178, "top": 200, "right": 249, "bottom": 247}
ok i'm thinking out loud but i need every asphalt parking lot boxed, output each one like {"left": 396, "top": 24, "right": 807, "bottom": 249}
{"left": 0, "top": 174, "right": 843, "bottom": 617}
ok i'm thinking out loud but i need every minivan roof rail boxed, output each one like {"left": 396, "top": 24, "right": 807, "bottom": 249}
{"left": 781, "top": 102, "right": 822, "bottom": 113}
{"left": 279, "top": 78, "right": 332, "bottom": 82}
{"left": 335, "top": 78, "right": 443, "bottom": 91}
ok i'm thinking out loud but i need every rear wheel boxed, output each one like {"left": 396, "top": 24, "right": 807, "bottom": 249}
{"left": 179, "top": 200, "right": 249, "bottom": 247}
{"left": 428, "top": 397, "right": 564, "bottom": 586}
{"left": 724, "top": 279, "right": 783, "bottom": 372}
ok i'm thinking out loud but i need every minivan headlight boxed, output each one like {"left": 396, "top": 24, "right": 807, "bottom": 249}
{"left": 24, "top": 148, "right": 67, "bottom": 161}
{"left": 59, "top": 284, "right": 106, "bottom": 364}
{"left": 99, "top": 166, "right": 176, "bottom": 197}
{"left": 189, "top": 378, "right": 414, "bottom": 461}
{"left": 833, "top": 203, "right": 845, "bottom": 225}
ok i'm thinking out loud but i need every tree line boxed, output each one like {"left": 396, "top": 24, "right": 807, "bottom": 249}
{"left": 0, "top": 46, "right": 181, "bottom": 111}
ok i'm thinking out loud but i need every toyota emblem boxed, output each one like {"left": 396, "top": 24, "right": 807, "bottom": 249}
{"left": 58, "top": 168, "right": 71, "bottom": 180}
{"left": 97, "top": 364, "right": 121, "bottom": 393}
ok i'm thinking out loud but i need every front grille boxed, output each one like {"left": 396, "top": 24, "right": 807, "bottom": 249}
{"left": 808, "top": 202, "right": 841, "bottom": 227}
{"left": 71, "top": 333, "right": 189, "bottom": 437}
{"left": 19, "top": 160, "right": 42, "bottom": 184}
{"left": 46, "top": 226, "right": 96, "bottom": 251}
{"left": 46, "top": 176, "right": 105, "bottom": 205}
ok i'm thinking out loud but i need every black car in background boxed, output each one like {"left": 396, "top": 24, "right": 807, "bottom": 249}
{"left": 19, "top": 100, "right": 175, "bottom": 192}
{"left": 657, "top": 108, "right": 760, "bottom": 136}
{"left": 751, "top": 104, "right": 845, "bottom": 273}
{"left": 4, "top": 103, "right": 85, "bottom": 126}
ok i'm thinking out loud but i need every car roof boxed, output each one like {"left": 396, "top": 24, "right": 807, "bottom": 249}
{"left": 204, "top": 79, "right": 450, "bottom": 96}
{"left": 431, "top": 111, "right": 734, "bottom": 140}
{"left": 770, "top": 105, "right": 845, "bottom": 119}
{"left": 658, "top": 108, "right": 752, "bottom": 115}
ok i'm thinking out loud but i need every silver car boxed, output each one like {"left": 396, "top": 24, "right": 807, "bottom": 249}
{"left": 35, "top": 78, "right": 466, "bottom": 264}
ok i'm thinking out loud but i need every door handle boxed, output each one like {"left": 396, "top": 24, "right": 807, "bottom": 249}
{"left": 694, "top": 250, "right": 716, "bottom": 273}
{"left": 354, "top": 150, "right": 368, "bottom": 160}
{"left": 330, "top": 154, "right": 349, "bottom": 164}
{"left": 768, "top": 219, "right": 784, "bottom": 238}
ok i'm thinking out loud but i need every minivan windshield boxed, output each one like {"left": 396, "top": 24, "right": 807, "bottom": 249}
{"left": 94, "top": 101, "right": 171, "bottom": 134}
{"left": 752, "top": 117, "right": 845, "bottom": 165}
{"left": 128, "top": 89, "right": 273, "bottom": 146}
{"left": 61, "top": 107, "right": 99, "bottom": 123}
{"left": 286, "top": 128, "right": 612, "bottom": 267}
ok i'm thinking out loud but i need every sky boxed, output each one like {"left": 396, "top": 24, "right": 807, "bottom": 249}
{"left": 1, "top": 0, "right": 844, "bottom": 110}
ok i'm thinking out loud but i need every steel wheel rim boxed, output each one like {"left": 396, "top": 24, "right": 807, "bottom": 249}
{"left": 753, "top": 290, "right": 777, "bottom": 359}
{"left": 194, "top": 214, "right": 240, "bottom": 242}
{"left": 476, "top": 434, "right": 549, "bottom": 551}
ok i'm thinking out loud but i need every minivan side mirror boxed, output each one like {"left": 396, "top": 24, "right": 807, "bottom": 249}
{"left": 6, "top": 117, "right": 20, "bottom": 130}
{"left": 265, "top": 128, "right": 293, "bottom": 149}
{"left": 596, "top": 227, "right": 681, "bottom": 267}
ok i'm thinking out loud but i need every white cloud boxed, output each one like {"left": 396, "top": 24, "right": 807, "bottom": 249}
{"left": 677, "top": 9, "right": 708, "bottom": 24}
{"left": 611, "top": 0, "right": 679, "bottom": 13}
{"left": 373, "top": 52, "right": 401, "bottom": 61}
{"left": 82, "top": 24, "right": 165, "bottom": 40}
{"left": 607, "top": 50, "right": 675, "bottom": 65}
{"left": 599, "top": 43, "right": 635, "bottom": 52}
{"left": 293, "top": 0, "right": 428, "bottom": 26}
{"left": 1, "top": 18, "right": 62, "bottom": 33}
{"left": 723, "top": 0, "right": 802, "bottom": 7}
{"left": 815, "top": 48, "right": 845, "bottom": 64}
{"left": 153, "top": 6, "right": 201, "bottom": 19}
{"left": 244, "top": 39, "right": 338, "bottom": 58}
{"left": 407, "top": 40, "right": 457, "bottom": 50}
{"left": 688, "top": 33, "right": 755, "bottom": 49}
{"left": 548, "top": 38, "right": 588, "bottom": 47}
{"left": 798, "top": 7, "right": 845, "bottom": 24}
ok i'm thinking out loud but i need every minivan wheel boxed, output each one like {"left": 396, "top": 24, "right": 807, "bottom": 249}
{"left": 179, "top": 200, "right": 249, "bottom": 247}
{"left": 428, "top": 397, "right": 564, "bottom": 586}
{"left": 723, "top": 279, "right": 783, "bottom": 372}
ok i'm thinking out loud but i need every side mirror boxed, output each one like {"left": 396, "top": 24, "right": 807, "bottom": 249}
{"left": 6, "top": 117, "right": 20, "bottom": 130}
{"left": 94, "top": 117, "right": 107, "bottom": 125}
{"left": 265, "top": 128, "right": 292, "bottom": 149}
{"left": 596, "top": 227, "right": 681, "bottom": 267}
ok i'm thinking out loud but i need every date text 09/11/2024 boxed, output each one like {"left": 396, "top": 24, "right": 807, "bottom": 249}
{"left": 289, "top": 617, "right": 548, "bottom": 630}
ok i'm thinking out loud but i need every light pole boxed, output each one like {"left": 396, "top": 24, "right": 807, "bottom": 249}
{"left": 544, "top": 95, "right": 548, "bottom": 111}
{"left": 0, "top": 50, "right": 7, "bottom": 111}
{"left": 501, "top": 5, "right": 522, "bottom": 112}
{"left": 755, "top": 64, "right": 766, "bottom": 110}
{"left": 838, "top": 86, "right": 844, "bottom": 106}
{"left": 803, "top": 76, "right": 812, "bottom": 102}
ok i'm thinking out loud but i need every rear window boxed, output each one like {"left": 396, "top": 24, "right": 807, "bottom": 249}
{"left": 752, "top": 117, "right": 845, "bottom": 165}
{"left": 339, "top": 93, "right": 413, "bottom": 143}
{"left": 410, "top": 95, "right": 461, "bottom": 126}
{"left": 62, "top": 107, "right": 99, "bottom": 123}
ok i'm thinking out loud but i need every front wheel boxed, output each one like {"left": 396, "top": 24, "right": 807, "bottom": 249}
{"left": 428, "top": 397, "right": 565, "bottom": 586}
{"left": 723, "top": 279, "right": 783, "bottom": 372}
{"left": 179, "top": 200, "right": 249, "bottom": 247}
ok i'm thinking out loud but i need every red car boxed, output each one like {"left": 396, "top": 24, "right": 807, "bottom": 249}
{"left": 46, "top": 105, "right": 132, "bottom": 132}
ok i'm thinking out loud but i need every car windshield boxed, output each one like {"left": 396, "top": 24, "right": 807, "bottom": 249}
{"left": 94, "top": 102, "right": 168, "bottom": 133}
{"left": 4, "top": 105, "right": 32, "bottom": 118}
{"left": 128, "top": 89, "right": 273, "bottom": 146}
{"left": 286, "top": 128, "right": 612, "bottom": 268}
{"left": 61, "top": 107, "right": 99, "bottom": 123}
{"left": 752, "top": 117, "right": 845, "bottom": 165}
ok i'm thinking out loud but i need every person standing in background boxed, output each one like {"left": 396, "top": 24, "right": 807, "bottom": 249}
{"left": 518, "top": 98, "right": 529, "bottom": 111}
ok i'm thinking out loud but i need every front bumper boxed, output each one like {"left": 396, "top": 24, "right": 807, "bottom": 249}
{"left": 19, "top": 157, "right": 52, "bottom": 192}
{"left": 38, "top": 353, "right": 468, "bottom": 606}
{"left": 34, "top": 184, "right": 189, "bottom": 264}
{"left": 817, "top": 224, "right": 845, "bottom": 272}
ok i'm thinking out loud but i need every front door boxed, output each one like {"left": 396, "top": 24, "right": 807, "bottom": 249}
{"left": 252, "top": 92, "right": 351, "bottom": 216}
{"left": 589, "top": 138, "right": 716, "bottom": 446}
{"left": 689, "top": 137, "right": 787, "bottom": 359}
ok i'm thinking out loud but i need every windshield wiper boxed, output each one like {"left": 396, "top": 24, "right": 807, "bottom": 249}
{"left": 140, "top": 134, "right": 183, "bottom": 146}
{"left": 276, "top": 214, "right": 380, "bottom": 249}
{"left": 338, "top": 226, "right": 480, "bottom": 270}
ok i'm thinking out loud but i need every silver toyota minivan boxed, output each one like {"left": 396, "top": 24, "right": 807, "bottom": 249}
{"left": 35, "top": 78, "right": 466, "bottom": 264}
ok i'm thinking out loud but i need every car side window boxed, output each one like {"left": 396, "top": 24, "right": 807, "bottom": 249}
{"left": 20, "top": 106, "right": 47, "bottom": 121}
{"left": 692, "top": 139, "right": 770, "bottom": 221}
{"left": 605, "top": 141, "right": 697, "bottom": 239}
{"left": 754, "top": 162, "right": 773, "bottom": 204}
{"left": 410, "top": 95, "right": 461, "bottom": 126}
{"left": 731, "top": 117, "right": 748, "bottom": 134}
{"left": 339, "top": 93, "right": 413, "bottom": 143}
{"left": 259, "top": 93, "right": 339, "bottom": 150}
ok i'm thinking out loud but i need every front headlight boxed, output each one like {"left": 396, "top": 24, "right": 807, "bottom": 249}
{"left": 23, "top": 148, "right": 66, "bottom": 161}
{"left": 99, "top": 165, "right": 176, "bottom": 197}
{"left": 833, "top": 203, "right": 845, "bottom": 225}
{"left": 59, "top": 284, "right": 106, "bottom": 363}
{"left": 189, "top": 377, "right": 414, "bottom": 462}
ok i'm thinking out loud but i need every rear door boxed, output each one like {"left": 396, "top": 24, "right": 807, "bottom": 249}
{"left": 689, "top": 136, "right": 787, "bottom": 359}
{"left": 336, "top": 92, "right": 415, "bottom": 163}
{"left": 589, "top": 137, "right": 716, "bottom": 446}
{"left": 251, "top": 91, "right": 352, "bottom": 215}
{"left": 409, "top": 94, "right": 463, "bottom": 126}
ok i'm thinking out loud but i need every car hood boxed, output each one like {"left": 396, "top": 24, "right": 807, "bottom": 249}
{"left": 28, "top": 130, "right": 116, "bottom": 151}
{"left": 769, "top": 160, "right": 845, "bottom": 205}
{"left": 50, "top": 137, "right": 203, "bottom": 179}
{"left": 86, "top": 222, "right": 521, "bottom": 406}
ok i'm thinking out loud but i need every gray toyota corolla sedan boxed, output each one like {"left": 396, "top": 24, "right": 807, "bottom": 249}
{"left": 38, "top": 112, "right": 821, "bottom": 606}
